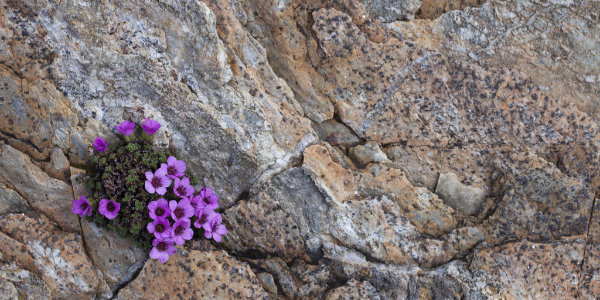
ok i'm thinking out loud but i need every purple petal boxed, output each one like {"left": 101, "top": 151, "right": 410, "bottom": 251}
{"left": 147, "top": 222, "right": 155, "bottom": 233}
{"left": 155, "top": 187, "right": 167, "bottom": 195}
{"left": 157, "top": 251, "right": 169, "bottom": 263}
{"left": 167, "top": 156, "right": 176, "bottom": 165}
{"left": 157, "top": 198, "right": 168, "bottom": 207}
{"left": 174, "top": 160, "right": 186, "bottom": 173}
{"left": 98, "top": 199, "right": 108, "bottom": 216}
{"left": 182, "top": 228, "right": 194, "bottom": 240}
{"left": 145, "top": 171, "right": 153, "bottom": 181}
{"left": 213, "top": 233, "right": 222, "bottom": 242}
{"left": 169, "top": 200, "right": 178, "bottom": 211}
{"left": 173, "top": 236, "right": 185, "bottom": 246}
{"left": 155, "top": 167, "right": 167, "bottom": 178}
{"left": 149, "top": 247, "right": 160, "bottom": 260}
{"left": 160, "top": 176, "right": 172, "bottom": 188}
{"left": 181, "top": 177, "right": 190, "bottom": 186}
{"left": 145, "top": 181, "right": 155, "bottom": 194}
{"left": 204, "top": 231, "right": 212, "bottom": 239}
{"left": 166, "top": 244, "right": 177, "bottom": 255}
{"left": 215, "top": 224, "right": 227, "bottom": 236}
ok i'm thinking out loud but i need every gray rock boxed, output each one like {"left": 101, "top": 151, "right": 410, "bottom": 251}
{"left": 435, "top": 172, "right": 485, "bottom": 216}
{"left": 0, "top": 182, "right": 30, "bottom": 215}
{"left": 80, "top": 220, "right": 146, "bottom": 293}
{"left": 360, "top": 0, "right": 423, "bottom": 21}
{"left": 348, "top": 142, "right": 391, "bottom": 166}
{"left": 47, "top": 147, "right": 70, "bottom": 179}
{"left": 0, "top": 145, "right": 79, "bottom": 232}
{"left": 258, "top": 273, "right": 277, "bottom": 295}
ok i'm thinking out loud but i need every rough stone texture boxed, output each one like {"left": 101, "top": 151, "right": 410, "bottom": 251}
{"left": 1, "top": 0, "right": 600, "bottom": 298}
{"left": 435, "top": 172, "right": 485, "bottom": 216}
{"left": 304, "top": 144, "right": 457, "bottom": 238}
{"left": 223, "top": 194, "right": 308, "bottom": 262}
{"left": 47, "top": 147, "right": 70, "bottom": 179}
{"left": 325, "top": 279, "right": 381, "bottom": 299}
{"left": 348, "top": 142, "right": 391, "bottom": 166}
{"left": 116, "top": 249, "right": 267, "bottom": 299}
{"left": 0, "top": 144, "right": 79, "bottom": 232}
{"left": 470, "top": 239, "right": 586, "bottom": 299}
{"left": 0, "top": 213, "right": 103, "bottom": 299}
{"left": 0, "top": 182, "right": 30, "bottom": 215}
{"left": 80, "top": 220, "right": 146, "bottom": 293}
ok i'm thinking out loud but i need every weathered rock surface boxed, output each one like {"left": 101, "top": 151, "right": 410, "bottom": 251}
{"left": 80, "top": 220, "right": 146, "bottom": 293}
{"left": 470, "top": 239, "right": 586, "bottom": 299}
{"left": 0, "top": 144, "right": 79, "bottom": 232}
{"left": 325, "top": 279, "right": 381, "bottom": 299}
{"left": 0, "top": 182, "right": 30, "bottom": 215}
{"left": 435, "top": 172, "right": 485, "bottom": 216}
{"left": 0, "top": 213, "right": 104, "bottom": 299}
{"left": 1, "top": 0, "right": 600, "bottom": 298}
{"left": 116, "top": 249, "right": 267, "bottom": 299}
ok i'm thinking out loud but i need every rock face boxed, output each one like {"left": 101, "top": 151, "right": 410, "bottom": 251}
{"left": 1, "top": 0, "right": 600, "bottom": 299}
{"left": 115, "top": 249, "right": 267, "bottom": 299}
{"left": 0, "top": 213, "right": 106, "bottom": 299}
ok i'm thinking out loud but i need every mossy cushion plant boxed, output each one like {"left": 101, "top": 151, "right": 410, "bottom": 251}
{"left": 72, "top": 118, "right": 227, "bottom": 263}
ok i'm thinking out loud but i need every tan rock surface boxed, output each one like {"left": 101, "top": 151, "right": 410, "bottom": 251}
{"left": 0, "top": 144, "right": 79, "bottom": 232}
{"left": 1, "top": 0, "right": 599, "bottom": 298}
{"left": 0, "top": 213, "right": 103, "bottom": 299}
{"left": 116, "top": 249, "right": 267, "bottom": 299}
{"left": 470, "top": 239, "right": 586, "bottom": 299}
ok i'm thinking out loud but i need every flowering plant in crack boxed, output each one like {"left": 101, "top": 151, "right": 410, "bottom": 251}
{"left": 71, "top": 118, "right": 226, "bottom": 263}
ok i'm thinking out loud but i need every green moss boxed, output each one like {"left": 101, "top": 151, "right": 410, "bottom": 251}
{"left": 134, "top": 201, "right": 144, "bottom": 211}
{"left": 129, "top": 225, "right": 140, "bottom": 235}
{"left": 98, "top": 157, "right": 107, "bottom": 167}
{"left": 126, "top": 143, "right": 139, "bottom": 152}
{"left": 189, "top": 175, "right": 199, "bottom": 186}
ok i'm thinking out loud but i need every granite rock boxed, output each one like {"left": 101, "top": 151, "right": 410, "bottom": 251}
{"left": 116, "top": 249, "right": 267, "bottom": 299}
{"left": 0, "top": 182, "right": 30, "bottom": 215}
{"left": 0, "top": 144, "right": 79, "bottom": 232}
{"left": 435, "top": 172, "right": 485, "bottom": 216}
{"left": 0, "top": 213, "right": 103, "bottom": 299}
{"left": 470, "top": 239, "right": 586, "bottom": 299}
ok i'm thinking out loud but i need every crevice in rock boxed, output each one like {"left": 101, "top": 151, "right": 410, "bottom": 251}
{"left": 577, "top": 192, "right": 598, "bottom": 295}
{"left": 0, "top": 132, "right": 51, "bottom": 163}
{"left": 415, "top": 0, "right": 487, "bottom": 20}
{"left": 110, "top": 256, "right": 148, "bottom": 299}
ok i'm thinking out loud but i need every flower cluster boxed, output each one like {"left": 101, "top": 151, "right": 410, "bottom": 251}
{"left": 72, "top": 118, "right": 225, "bottom": 264}
{"left": 72, "top": 195, "right": 121, "bottom": 220}
{"left": 145, "top": 158, "right": 227, "bottom": 263}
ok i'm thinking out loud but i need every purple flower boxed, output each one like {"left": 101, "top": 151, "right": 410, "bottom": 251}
{"left": 198, "top": 186, "right": 219, "bottom": 210}
{"left": 148, "top": 198, "right": 171, "bottom": 220}
{"left": 193, "top": 208, "right": 217, "bottom": 229}
{"left": 149, "top": 237, "right": 177, "bottom": 264}
{"left": 144, "top": 168, "right": 171, "bottom": 195}
{"left": 141, "top": 118, "right": 161, "bottom": 135}
{"left": 203, "top": 213, "right": 227, "bottom": 242}
{"left": 159, "top": 156, "right": 186, "bottom": 179}
{"left": 189, "top": 193, "right": 204, "bottom": 214}
{"left": 72, "top": 195, "right": 92, "bottom": 218}
{"left": 93, "top": 137, "right": 107, "bottom": 152}
{"left": 116, "top": 120, "right": 135, "bottom": 136}
{"left": 147, "top": 217, "right": 172, "bottom": 239}
{"left": 173, "top": 177, "right": 194, "bottom": 198}
{"left": 98, "top": 199, "right": 120, "bottom": 219}
{"left": 169, "top": 199, "right": 195, "bottom": 221}
{"left": 171, "top": 218, "right": 194, "bottom": 246}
